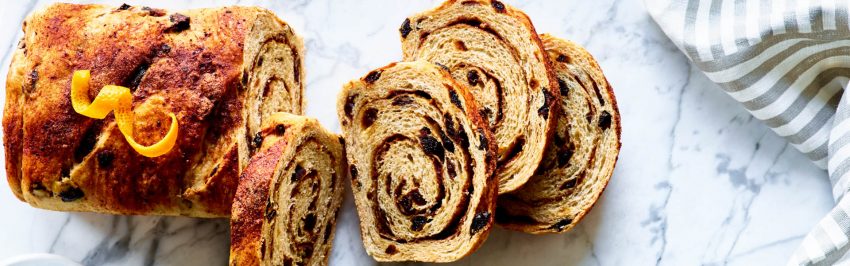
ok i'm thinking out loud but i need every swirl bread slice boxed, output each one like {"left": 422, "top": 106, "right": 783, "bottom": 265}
{"left": 400, "top": 0, "right": 559, "bottom": 193}
{"left": 337, "top": 61, "right": 498, "bottom": 262}
{"left": 3, "top": 3, "right": 304, "bottom": 217}
{"left": 230, "top": 113, "right": 344, "bottom": 266}
{"left": 497, "top": 34, "right": 621, "bottom": 234}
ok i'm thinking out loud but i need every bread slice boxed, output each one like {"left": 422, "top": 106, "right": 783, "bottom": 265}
{"left": 400, "top": 0, "right": 559, "bottom": 194}
{"left": 3, "top": 3, "right": 305, "bottom": 217}
{"left": 337, "top": 61, "right": 498, "bottom": 262}
{"left": 496, "top": 34, "right": 621, "bottom": 234}
{"left": 229, "top": 113, "right": 345, "bottom": 266}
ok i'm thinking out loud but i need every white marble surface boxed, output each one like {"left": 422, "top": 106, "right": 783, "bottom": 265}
{"left": 0, "top": 0, "right": 837, "bottom": 265}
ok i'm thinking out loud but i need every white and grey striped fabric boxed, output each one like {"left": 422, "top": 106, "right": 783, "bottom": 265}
{"left": 645, "top": 0, "right": 850, "bottom": 265}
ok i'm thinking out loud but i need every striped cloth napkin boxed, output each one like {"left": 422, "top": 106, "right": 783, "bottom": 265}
{"left": 645, "top": 0, "right": 850, "bottom": 265}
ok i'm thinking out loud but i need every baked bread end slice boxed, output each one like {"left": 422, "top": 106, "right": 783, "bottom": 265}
{"left": 497, "top": 34, "right": 621, "bottom": 234}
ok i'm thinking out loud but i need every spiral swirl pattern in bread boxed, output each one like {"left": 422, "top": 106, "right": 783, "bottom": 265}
{"left": 337, "top": 61, "right": 497, "bottom": 262}
{"left": 230, "top": 113, "right": 344, "bottom": 265}
{"left": 400, "top": 0, "right": 559, "bottom": 193}
{"left": 497, "top": 34, "right": 621, "bottom": 234}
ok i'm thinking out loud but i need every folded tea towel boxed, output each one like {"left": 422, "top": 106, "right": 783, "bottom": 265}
{"left": 645, "top": 0, "right": 850, "bottom": 265}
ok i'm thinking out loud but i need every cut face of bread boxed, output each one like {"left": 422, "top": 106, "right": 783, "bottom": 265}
{"left": 400, "top": 0, "right": 559, "bottom": 193}
{"left": 2, "top": 3, "right": 305, "bottom": 217}
{"left": 497, "top": 34, "right": 621, "bottom": 234}
{"left": 337, "top": 61, "right": 497, "bottom": 262}
{"left": 229, "top": 113, "right": 344, "bottom": 266}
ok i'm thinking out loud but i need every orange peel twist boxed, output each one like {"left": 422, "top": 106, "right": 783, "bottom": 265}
{"left": 71, "top": 70, "right": 178, "bottom": 157}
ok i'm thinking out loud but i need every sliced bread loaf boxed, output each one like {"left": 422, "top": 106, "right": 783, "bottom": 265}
{"left": 399, "top": 0, "right": 559, "bottom": 193}
{"left": 497, "top": 34, "right": 621, "bottom": 234}
{"left": 337, "top": 61, "right": 497, "bottom": 262}
{"left": 3, "top": 3, "right": 305, "bottom": 217}
{"left": 229, "top": 113, "right": 344, "bottom": 266}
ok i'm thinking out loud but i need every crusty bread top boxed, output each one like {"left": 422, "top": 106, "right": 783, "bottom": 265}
{"left": 229, "top": 138, "right": 285, "bottom": 266}
{"left": 3, "top": 3, "right": 303, "bottom": 217}
{"left": 400, "top": 0, "right": 559, "bottom": 194}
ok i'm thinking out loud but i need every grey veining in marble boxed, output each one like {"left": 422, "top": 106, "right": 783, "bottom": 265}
{"left": 0, "top": 0, "right": 835, "bottom": 265}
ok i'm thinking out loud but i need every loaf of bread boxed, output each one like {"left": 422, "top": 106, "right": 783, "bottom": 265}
{"left": 229, "top": 113, "right": 344, "bottom": 266}
{"left": 497, "top": 34, "right": 621, "bottom": 234}
{"left": 337, "top": 61, "right": 498, "bottom": 262}
{"left": 3, "top": 3, "right": 305, "bottom": 217}
{"left": 400, "top": 0, "right": 559, "bottom": 194}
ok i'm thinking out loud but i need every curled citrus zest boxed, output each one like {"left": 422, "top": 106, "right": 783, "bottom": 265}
{"left": 71, "top": 70, "right": 178, "bottom": 157}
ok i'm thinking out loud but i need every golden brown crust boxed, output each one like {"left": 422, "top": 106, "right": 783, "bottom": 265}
{"left": 230, "top": 140, "right": 286, "bottom": 266}
{"left": 4, "top": 40, "right": 26, "bottom": 200}
{"left": 3, "top": 3, "right": 304, "bottom": 217}
{"left": 496, "top": 34, "right": 621, "bottom": 234}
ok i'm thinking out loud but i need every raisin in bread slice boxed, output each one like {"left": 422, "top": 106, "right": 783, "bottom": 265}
{"left": 3, "top": 3, "right": 305, "bottom": 217}
{"left": 497, "top": 34, "right": 621, "bottom": 234}
{"left": 400, "top": 0, "right": 559, "bottom": 194}
{"left": 230, "top": 113, "right": 344, "bottom": 266}
{"left": 337, "top": 61, "right": 498, "bottom": 262}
